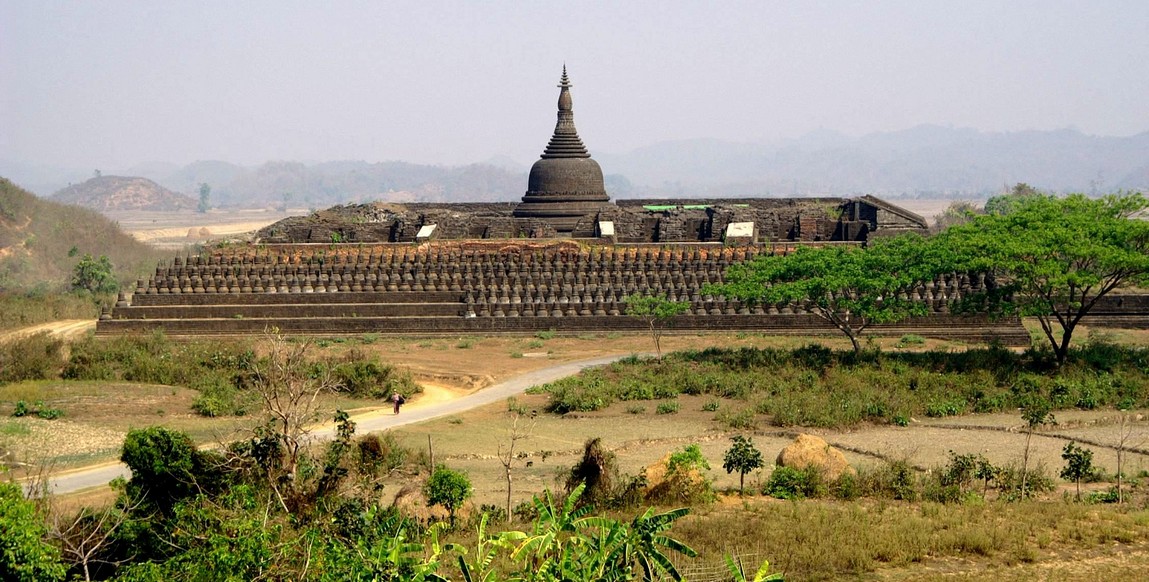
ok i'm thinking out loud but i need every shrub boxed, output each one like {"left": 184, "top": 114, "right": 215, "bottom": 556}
{"left": 701, "top": 398, "right": 720, "bottom": 412}
{"left": 424, "top": 465, "right": 472, "bottom": 527}
{"left": 715, "top": 407, "right": 756, "bottom": 430}
{"left": 858, "top": 460, "right": 919, "bottom": 501}
{"left": 0, "top": 481, "right": 67, "bottom": 582}
{"left": 625, "top": 405, "right": 646, "bottom": 415}
{"left": 655, "top": 400, "right": 680, "bottom": 414}
{"left": 765, "top": 466, "right": 825, "bottom": 499}
{"left": 648, "top": 444, "right": 714, "bottom": 505}
{"left": 0, "top": 332, "right": 64, "bottom": 384}
{"left": 895, "top": 334, "right": 927, "bottom": 348}
{"left": 534, "top": 329, "right": 557, "bottom": 340}
{"left": 566, "top": 438, "right": 619, "bottom": 507}
{"left": 998, "top": 461, "right": 1056, "bottom": 501}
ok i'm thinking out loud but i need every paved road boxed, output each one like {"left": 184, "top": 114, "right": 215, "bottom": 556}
{"left": 37, "top": 354, "right": 627, "bottom": 496}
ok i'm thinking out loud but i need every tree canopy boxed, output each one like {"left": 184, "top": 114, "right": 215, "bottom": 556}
{"left": 935, "top": 192, "right": 1149, "bottom": 366}
{"left": 710, "top": 236, "right": 935, "bottom": 353}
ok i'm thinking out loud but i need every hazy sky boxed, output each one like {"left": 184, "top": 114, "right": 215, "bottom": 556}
{"left": 3, "top": 1, "right": 1148, "bottom": 170}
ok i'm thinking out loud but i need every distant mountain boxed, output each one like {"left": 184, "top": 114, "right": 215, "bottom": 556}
{"left": 146, "top": 160, "right": 528, "bottom": 209}
{"left": 597, "top": 126, "right": 1149, "bottom": 198}
{"left": 0, "top": 177, "right": 165, "bottom": 291}
{"left": 51, "top": 175, "right": 197, "bottom": 212}
{"left": 7, "top": 126, "right": 1148, "bottom": 204}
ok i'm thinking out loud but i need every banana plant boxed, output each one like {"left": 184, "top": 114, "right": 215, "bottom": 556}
{"left": 725, "top": 554, "right": 784, "bottom": 582}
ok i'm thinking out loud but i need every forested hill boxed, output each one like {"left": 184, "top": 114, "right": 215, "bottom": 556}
{"left": 0, "top": 178, "right": 165, "bottom": 291}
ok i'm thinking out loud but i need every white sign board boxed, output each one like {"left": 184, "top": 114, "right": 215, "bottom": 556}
{"left": 416, "top": 224, "right": 437, "bottom": 239}
{"left": 725, "top": 222, "right": 754, "bottom": 238}
{"left": 598, "top": 221, "right": 615, "bottom": 237}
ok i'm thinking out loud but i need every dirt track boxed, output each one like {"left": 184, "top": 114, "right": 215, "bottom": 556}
{"left": 0, "top": 319, "right": 95, "bottom": 343}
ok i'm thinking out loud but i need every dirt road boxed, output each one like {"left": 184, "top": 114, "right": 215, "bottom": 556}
{"left": 36, "top": 354, "right": 627, "bottom": 496}
{"left": 0, "top": 319, "right": 95, "bottom": 343}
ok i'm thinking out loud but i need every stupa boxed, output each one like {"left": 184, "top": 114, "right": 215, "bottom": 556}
{"left": 513, "top": 66, "right": 611, "bottom": 232}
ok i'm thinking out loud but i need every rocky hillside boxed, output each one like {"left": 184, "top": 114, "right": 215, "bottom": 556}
{"left": 1, "top": 177, "right": 166, "bottom": 291}
{"left": 51, "top": 175, "right": 197, "bottom": 212}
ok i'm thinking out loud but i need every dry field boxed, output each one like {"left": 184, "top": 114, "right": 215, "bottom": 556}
{"left": 5, "top": 325, "right": 1149, "bottom": 580}
{"left": 104, "top": 207, "right": 309, "bottom": 249}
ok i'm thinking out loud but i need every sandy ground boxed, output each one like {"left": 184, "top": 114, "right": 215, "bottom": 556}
{"left": 0, "top": 319, "right": 95, "bottom": 343}
{"left": 103, "top": 208, "right": 309, "bottom": 248}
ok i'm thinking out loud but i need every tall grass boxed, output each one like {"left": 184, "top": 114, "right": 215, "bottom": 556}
{"left": 530, "top": 343, "right": 1149, "bottom": 427}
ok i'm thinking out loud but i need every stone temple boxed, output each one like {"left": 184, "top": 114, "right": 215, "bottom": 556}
{"left": 96, "top": 68, "right": 1027, "bottom": 343}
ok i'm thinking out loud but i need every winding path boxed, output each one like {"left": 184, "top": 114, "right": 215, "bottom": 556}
{"left": 37, "top": 354, "right": 626, "bottom": 496}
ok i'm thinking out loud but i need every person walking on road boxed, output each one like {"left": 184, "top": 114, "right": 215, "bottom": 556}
{"left": 392, "top": 392, "right": 405, "bottom": 414}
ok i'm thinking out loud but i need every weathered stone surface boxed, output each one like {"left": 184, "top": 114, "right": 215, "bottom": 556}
{"left": 775, "top": 434, "right": 855, "bottom": 481}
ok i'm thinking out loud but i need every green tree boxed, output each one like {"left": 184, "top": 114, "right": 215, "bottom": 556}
{"left": 196, "top": 183, "right": 211, "bottom": 214}
{"left": 710, "top": 235, "right": 933, "bottom": 354}
{"left": 120, "top": 426, "right": 219, "bottom": 514}
{"left": 624, "top": 294, "right": 689, "bottom": 360}
{"left": 0, "top": 482, "right": 66, "bottom": 582}
{"left": 983, "top": 182, "right": 1044, "bottom": 216}
{"left": 723, "top": 435, "right": 764, "bottom": 495}
{"left": 424, "top": 465, "right": 472, "bottom": 527}
{"left": 1060, "top": 441, "right": 1095, "bottom": 501}
{"left": 71, "top": 253, "right": 118, "bottom": 294}
{"left": 937, "top": 192, "right": 1149, "bottom": 366}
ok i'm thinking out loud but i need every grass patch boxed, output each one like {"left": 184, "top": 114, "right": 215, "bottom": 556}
{"left": 530, "top": 344, "right": 1149, "bottom": 427}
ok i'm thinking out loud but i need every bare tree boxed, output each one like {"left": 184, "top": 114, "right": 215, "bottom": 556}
{"left": 1114, "top": 410, "right": 1146, "bottom": 504}
{"left": 497, "top": 410, "right": 535, "bottom": 523}
{"left": 247, "top": 330, "right": 338, "bottom": 510}
{"left": 48, "top": 502, "right": 139, "bottom": 582}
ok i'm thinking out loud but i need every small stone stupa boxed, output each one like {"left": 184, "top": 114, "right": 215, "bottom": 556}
{"left": 513, "top": 66, "right": 611, "bottom": 233}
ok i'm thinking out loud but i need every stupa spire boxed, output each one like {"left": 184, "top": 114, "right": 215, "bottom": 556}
{"left": 542, "top": 66, "right": 589, "bottom": 159}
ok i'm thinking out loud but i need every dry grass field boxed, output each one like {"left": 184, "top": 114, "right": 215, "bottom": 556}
{"left": 5, "top": 322, "right": 1149, "bottom": 580}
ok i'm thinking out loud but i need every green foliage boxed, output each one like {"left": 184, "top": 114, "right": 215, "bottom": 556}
{"left": 725, "top": 554, "right": 784, "bottom": 582}
{"left": 710, "top": 236, "right": 934, "bottom": 353}
{"left": 1060, "top": 442, "right": 1096, "bottom": 500}
{"left": 655, "top": 399, "right": 680, "bottom": 414}
{"left": 983, "top": 182, "right": 1044, "bottom": 216}
{"left": 0, "top": 178, "right": 165, "bottom": 292}
{"left": 668, "top": 444, "right": 709, "bottom": 474}
{"left": 327, "top": 349, "right": 420, "bottom": 399}
{"left": 536, "top": 344, "right": 1149, "bottom": 428}
{"left": 121, "top": 426, "right": 224, "bottom": 513}
{"left": 895, "top": 334, "right": 926, "bottom": 348}
{"left": 624, "top": 294, "right": 690, "bottom": 359}
{"left": 0, "top": 332, "right": 64, "bottom": 384}
{"left": 71, "top": 253, "right": 119, "bottom": 294}
{"left": 424, "top": 465, "right": 472, "bottom": 526}
{"left": 723, "top": 435, "right": 765, "bottom": 495}
{"left": 11, "top": 400, "right": 63, "bottom": 420}
{"left": 534, "top": 330, "right": 556, "bottom": 340}
{"left": 0, "top": 291, "right": 100, "bottom": 331}
{"left": 765, "top": 466, "right": 826, "bottom": 500}
{"left": 0, "top": 482, "right": 66, "bottom": 582}
{"left": 937, "top": 191, "right": 1149, "bottom": 366}
{"left": 197, "top": 183, "right": 210, "bottom": 213}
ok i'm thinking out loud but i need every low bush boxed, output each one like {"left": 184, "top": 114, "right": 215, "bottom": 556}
{"left": 765, "top": 466, "right": 826, "bottom": 500}
{"left": 0, "top": 332, "right": 64, "bottom": 384}
{"left": 531, "top": 344, "right": 1149, "bottom": 428}
{"left": 655, "top": 400, "right": 680, "bottom": 414}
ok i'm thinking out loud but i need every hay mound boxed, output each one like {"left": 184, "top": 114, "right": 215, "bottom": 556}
{"left": 776, "top": 434, "right": 854, "bottom": 481}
